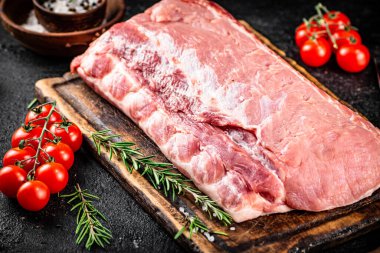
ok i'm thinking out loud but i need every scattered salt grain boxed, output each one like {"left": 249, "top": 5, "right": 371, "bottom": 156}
{"left": 179, "top": 207, "right": 185, "bottom": 213}
{"left": 230, "top": 227, "right": 236, "bottom": 231}
{"left": 212, "top": 213, "right": 217, "bottom": 217}
{"left": 202, "top": 205, "right": 207, "bottom": 211}
{"left": 22, "top": 10, "right": 47, "bottom": 33}
{"left": 132, "top": 239, "right": 139, "bottom": 248}
{"left": 203, "top": 232, "right": 215, "bottom": 242}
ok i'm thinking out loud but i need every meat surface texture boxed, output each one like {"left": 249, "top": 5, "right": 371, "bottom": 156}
{"left": 71, "top": 0, "right": 380, "bottom": 222}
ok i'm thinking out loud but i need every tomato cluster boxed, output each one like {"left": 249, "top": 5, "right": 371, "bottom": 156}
{"left": 0, "top": 102, "right": 83, "bottom": 211}
{"left": 295, "top": 6, "right": 370, "bottom": 73}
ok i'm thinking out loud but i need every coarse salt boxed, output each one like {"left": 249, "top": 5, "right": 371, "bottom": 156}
{"left": 203, "top": 232, "right": 215, "bottom": 242}
{"left": 21, "top": 10, "right": 47, "bottom": 33}
{"left": 44, "top": 0, "right": 101, "bottom": 14}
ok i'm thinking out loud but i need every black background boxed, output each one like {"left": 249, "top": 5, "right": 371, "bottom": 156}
{"left": 0, "top": 0, "right": 379, "bottom": 252}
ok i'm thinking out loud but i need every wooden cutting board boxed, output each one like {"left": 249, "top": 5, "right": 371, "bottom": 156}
{"left": 35, "top": 21, "right": 380, "bottom": 253}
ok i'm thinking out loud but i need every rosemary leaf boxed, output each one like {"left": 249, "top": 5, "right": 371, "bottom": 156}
{"left": 174, "top": 226, "right": 186, "bottom": 240}
{"left": 212, "top": 231, "right": 228, "bottom": 236}
{"left": 61, "top": 184, "right": 112, "bottom": 250}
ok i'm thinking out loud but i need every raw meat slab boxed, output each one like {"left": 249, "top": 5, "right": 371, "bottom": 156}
{"left": 70, "top": 0, "right": 380, "bottom": 222}
{"left": 35, "top": 21, "right": 380, "bottom": 250}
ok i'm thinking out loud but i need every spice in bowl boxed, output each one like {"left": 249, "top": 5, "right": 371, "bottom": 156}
{"left": 33, "top": 0, "right": 107, "bottom": 32}
{"left": 43, "top": 0, "right": 103, "bottom": 14}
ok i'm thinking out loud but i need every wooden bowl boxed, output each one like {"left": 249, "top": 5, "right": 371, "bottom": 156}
{"left": 33, "top": 0, "right": 107, "bottom": 32}
{"left": 0, "top": 0, "right": 125, "bottom": 57}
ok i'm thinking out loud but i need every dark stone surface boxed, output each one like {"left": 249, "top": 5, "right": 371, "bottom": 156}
{"left": 0, "top": 0, "right": 379, "bottom": 252}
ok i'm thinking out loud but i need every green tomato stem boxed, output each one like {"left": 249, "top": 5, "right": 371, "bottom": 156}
{"left": 315, "top": 4, "right": 338, "bottom": 49}
{"left": 27, "top": 101, "right": 57, "bottom": 180}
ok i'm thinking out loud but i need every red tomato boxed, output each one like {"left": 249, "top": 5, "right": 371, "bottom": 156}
{"left": 331, "top": 29, "right": 362, "bottom": 48}
{"left": 336, "top": 44, "right": 370, "bottom": 73}
{"left": 3, "top": 147, "right": 36, "bottom": 172}
{"left": 25, "top": 104, "right": 62, "bottom": 127}
{"left": 300, "top": 37, "right": 332, "bottom": 67}
{"left": 323, "top": 11, "right": 351, "bottom": 32}
{"left": 0, "top": 165, "right": 27, "bottom": 198}
{"left": 49, "top": 122, "right": 83, "bottom": 152}
{"left": 17, "top": 181, "right": 50, "bottom": 211}
{"left": 295, "top": 22, "right": 324, "bottom": 48}
{"left": 11, "top": 125, "right": 46, "bottom": 150}
{"left": 39, "top": 142, "right": 74, "bottom": 170}
{"left": 35, "top": 163, "right": 68, "bottom": 194}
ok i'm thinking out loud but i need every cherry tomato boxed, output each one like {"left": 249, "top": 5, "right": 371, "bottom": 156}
{"left": 336, "top": 44, "right": 370, "bottom": 73}
{"left": 323, "top": 11, "right": 350, "bottom": 32}
{"left": 3, "top": 146, "right": 36, "bottom": 172}
{"left": 11, "top": 125, "right": 46, "bottom": 150}
{"left": 25, "top": 104, "right": 62, "bottom": 127}
{"left": 0, "top": 165, "right": 27, "bottom": 198}
{"left": 295, "top": 22, "right": 324, "bottom": 48}
{"left": 331, "top": 29, "right": 361, "bottom": 49}
{"left": 17, "top": 181, "right": 50, "bottom": 211}
{"left": 49, "top": 122, "right": 83, "bottom": 152}
{"left": 39, "top": 142, "right": 74, "bottom": 170}
{"left": 300, "top": 37, "right": 332, "bottom": 67}
{"left": 35, "top": 163, "right": 68, "bottom": 194}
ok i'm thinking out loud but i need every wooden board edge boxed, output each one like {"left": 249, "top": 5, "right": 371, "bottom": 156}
{"left": 35, "top": 78, "right": 223, "bottom": 253}
{"left": 288, "top": 208, "right": 380, "bottom": 252}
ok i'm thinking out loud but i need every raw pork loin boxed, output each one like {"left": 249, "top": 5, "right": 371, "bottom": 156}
{"left": 71, "top": 0, "right": 380, "bottom": 222}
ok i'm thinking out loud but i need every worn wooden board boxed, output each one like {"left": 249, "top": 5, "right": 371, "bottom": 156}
{"left": 35, "top": 21, "right": 380, "bottom": 253}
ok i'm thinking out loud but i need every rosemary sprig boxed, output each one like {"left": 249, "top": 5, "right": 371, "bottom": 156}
{"left": 174, "top": 211, "right": 228, "bottom": 240}
{"left": 61, "top": 184, "right": 112, "bottom": 250}
{"left": 91, "top": 130, "right": 232, "bottom": 237}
